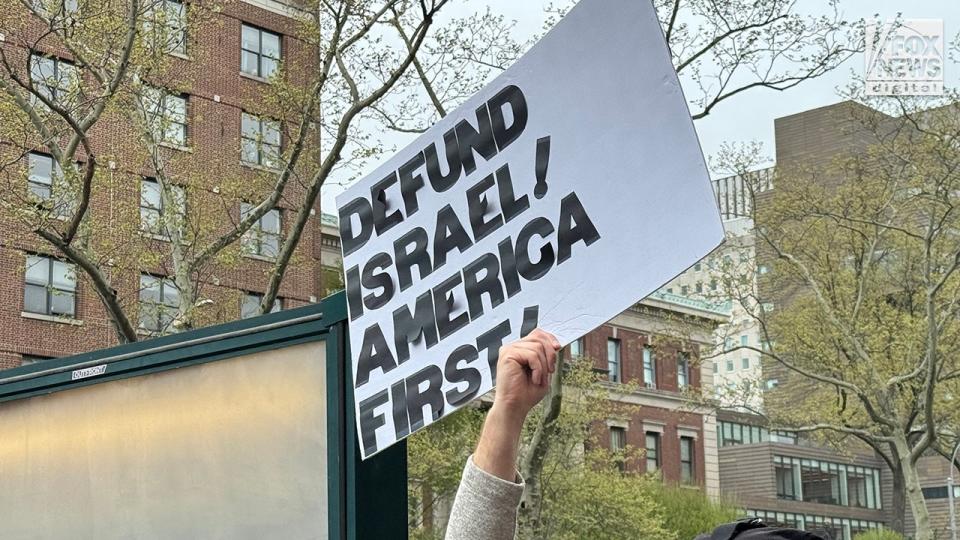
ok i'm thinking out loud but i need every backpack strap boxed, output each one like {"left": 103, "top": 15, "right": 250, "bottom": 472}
{"left": 710, "top": 518, "right": 767, "bottom": 540}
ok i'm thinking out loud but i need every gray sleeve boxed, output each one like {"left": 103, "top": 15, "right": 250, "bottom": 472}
{"left": 444, "top": 454, "right": 524, "bottom": 540}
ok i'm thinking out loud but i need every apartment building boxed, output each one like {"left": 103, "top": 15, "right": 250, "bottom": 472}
{"left": 0, "top": 0, "right": 326, "bottom": 369}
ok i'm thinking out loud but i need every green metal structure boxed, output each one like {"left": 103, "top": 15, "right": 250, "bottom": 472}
{"left": 0, "top": 291, "right": 406, "bottom": 540}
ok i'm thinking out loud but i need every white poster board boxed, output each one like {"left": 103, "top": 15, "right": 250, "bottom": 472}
{"left": 336, "top": 0, "right": 723, "bottom": 459}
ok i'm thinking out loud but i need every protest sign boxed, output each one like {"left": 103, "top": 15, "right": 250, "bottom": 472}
{"left": 336, "top": 0, "right": 724, "bottom": 459}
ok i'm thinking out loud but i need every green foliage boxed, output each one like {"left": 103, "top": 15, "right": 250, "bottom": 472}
{"left": 853, "top": 529, "right": 905, "bottom": 540}
{"left": 408, "top": 407, "right": 485, "bottom": 538}
{"left": 537, "top": 452, "right": 675, "bottom": 540}
{"left": 646, "top": 482, "right": 742, "bottom": 540}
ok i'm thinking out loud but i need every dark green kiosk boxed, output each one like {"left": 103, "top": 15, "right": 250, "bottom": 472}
{"left": 0, "top": 292, "right": 405, "bottom": 539}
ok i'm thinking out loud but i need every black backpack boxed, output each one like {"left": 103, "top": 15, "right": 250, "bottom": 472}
{"left": 697, "top": 518, "right": 832, "bottom": 540}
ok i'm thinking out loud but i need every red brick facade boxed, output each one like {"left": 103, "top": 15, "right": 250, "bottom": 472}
{"left": 577, "top": 322, "right": 709, "bottom": 488}
{"left": 0, "top": 1, "right": 322, "bottom": 369}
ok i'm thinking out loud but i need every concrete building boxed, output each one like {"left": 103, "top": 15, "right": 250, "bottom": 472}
{"left": 662, "top": 168, "right": 773, "bottom": 411}
{"left": 0, "top": 0, "right": 326, "bottom": 369}
{"left": 718, "top": 411, "right": 888, "bottom": 540}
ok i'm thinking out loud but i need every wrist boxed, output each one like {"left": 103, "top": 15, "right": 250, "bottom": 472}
{"left": 487, "top": 402, "right": 527, "bottom": 437}
{"left": 474, "top": 404, "right": 526, "bottom": 482}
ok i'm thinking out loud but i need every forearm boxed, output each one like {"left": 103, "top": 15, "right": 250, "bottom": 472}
{"left": 474, "top": 404, "right": 526, "bottom": 481}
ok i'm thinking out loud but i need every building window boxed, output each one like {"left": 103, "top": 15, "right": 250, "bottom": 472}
{"left": 680, "top": 436, "right": 695, "bottom": 484}
{"left": 645, "top": 431, "right": 660, "bottom": 472}
{"left": 712, "top": 362, "right": 718, "bottom": 374}
{"left": 719, "top": 421, "right": 772, "bottom": 447}
{"left": 240, "top": 203, "right": 281, "bottom": 259}
{"left": 726, "top": 359, "right": 734, "bottom": 372}
{"left": 773, "top": 456, "right": 881, "bottom": 510}
{"left": 568, "top": 337, "right": 584, "bottom": 359}
{"left": 140, "top": 178, "right": 185, "bottom": 237}
{"left": 610, "top": 426, "right": 626, "bottom": 472}
{"left": 775, "top": 459, "right": 798, "bottom": 500}
{"left": 666, "top": 287, "right": 673, "bottom": 294}
{"left": 23, "top": 254, "right": 76, "bottom": 318}
{"left": 680, "top": 285, "right": 689, "bottom": 295}
{"left": 29, "top": 53, "right": 78, "bottom": 106}
{"left": 922, "top": 486, "right": 960, "bottom": 499}
{"left": 607, "top": 338, "right": 621, "bottom": 383}
{"left": 241, "top": 292, "right": 282, "bottom": 319}
{"left": 642, "top": 346, "right": 656, "bottom": 388}
{"left": 241, "top": 24, "right": 281, "bottom": 79}
{"left": 694, "top": 262, "right": 701, "bottom": 271}
{"left": 709, "top": 279, "right": 718, "bottom": 291}
{"left": 741, "top": 358, "right": 750, "bottom": 370}
{"left": 677, "top": 352, "right": 690, "bottom": 388}
{"left": 740, "top": 335, "right": 748, "bottom": 346}
{"left": 241, "top": 112, "right": 281, "bottom": 168}
{"left": 765, "top": 378, "right": 780, "bottom": 390}
{"left": 139, "top": 274, "right": 180, "bottom": 334}
{"left": 28, "top": 152, "right": 73, "bottom": 217}
{"left": 144, "top": 0, "right": 187, "bottom": 54}
{"left": 759, "top": 264, "right": 770, "bottom": 275}
{"left": 142, "top": 86, "right": 188, "bottom": 146}
{"left": 21, "top": 354, "right": 55, "bottom": 365}
{"left": 695, "top": 282, "right": 703, "bottom": 293}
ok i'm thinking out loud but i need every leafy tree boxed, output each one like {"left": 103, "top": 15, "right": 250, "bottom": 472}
{"left": 853, "top": 530, "right": 905, "bottom": 540}
{"left": 647, "top": 482, "right": 741, "bottom": 540}
{"left": 713, "top": 92, "right": 960, "bottom": 540}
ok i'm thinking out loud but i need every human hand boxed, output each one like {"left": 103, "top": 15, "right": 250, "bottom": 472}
{"left": 492, "top": 329, "right": 561, "bottom": 422}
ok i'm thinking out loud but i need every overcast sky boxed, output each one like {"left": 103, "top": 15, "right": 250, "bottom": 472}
{"left": 320, "top": 0, "right": 960, "bottom": 213}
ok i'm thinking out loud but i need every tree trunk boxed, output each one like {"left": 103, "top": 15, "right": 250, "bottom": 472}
{"left": 889, "top": 460, "right": 907, "bottom": 534}
{"left": 517, "top": 355, "right": 565, "bottom": 539}
{"left": 894, "top": 434, "right": 933, "bottom": 540}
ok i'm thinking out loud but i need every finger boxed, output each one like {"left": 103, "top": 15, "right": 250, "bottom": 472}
{"left": 510, "top": 346, "right": 544, "bottom": 386}
{"left": 528, "top": 328, "right": 561, "bottom": 350}
{"left": 514, "top": 342, "right": 549, "bottom": 385}
{"left": 524, "top": 332, "right": 557, "bottom": 373}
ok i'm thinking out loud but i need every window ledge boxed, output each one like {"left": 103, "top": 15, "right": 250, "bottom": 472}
{"left": 243, "top": 253, "right": 278, "bottom": 263}
{"left": 21, "top": 312, "right": 82, "bottom": 326}
{"left": 168, "top": 51, "right": 191, "bottom": 61}
{"left": 240, "top": 161, "right": 281, "bottom": 174}
{"left": 159, "top": 142, "right": 192, "bottom": 153}
{"left": 239, "top": 71, "right": 271, "bottom": 84}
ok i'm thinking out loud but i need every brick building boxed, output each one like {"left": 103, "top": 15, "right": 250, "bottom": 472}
{"left": 0, "top": 0, "right": 326, "bottom": 369}
{"left": 581, "top": 291, "right": 729, "bottom": 497}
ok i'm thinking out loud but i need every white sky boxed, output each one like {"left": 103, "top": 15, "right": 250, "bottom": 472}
{"left": 320, "top": 0, "right": 960, "bottom": 213}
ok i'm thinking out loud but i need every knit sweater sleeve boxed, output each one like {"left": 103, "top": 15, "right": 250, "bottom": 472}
{"left": 444, "top": 454, "right": 525, "bottom": 540}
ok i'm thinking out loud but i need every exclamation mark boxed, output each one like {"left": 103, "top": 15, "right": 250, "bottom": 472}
{"left": 520, "top": 305, "right": 540, "bottom": 337}
{"left": 534, "top": 136, "right": 551, "bottom": 199}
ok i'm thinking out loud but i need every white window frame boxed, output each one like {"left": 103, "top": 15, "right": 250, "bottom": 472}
{"left": 241, "top": 112, "right": 281, "bottom": 168}
{"left": 23, "top": 254, "right": 77, "bottom": 318}
{"left": 241, "top": 23, "right": 281, "bottom": 79}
